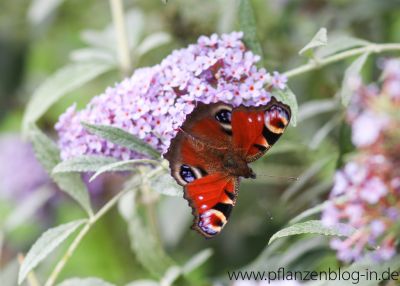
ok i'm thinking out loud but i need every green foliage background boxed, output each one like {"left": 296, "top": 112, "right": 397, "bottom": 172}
{"left": 1, "top": 0, "right": 400, "bottom": 285}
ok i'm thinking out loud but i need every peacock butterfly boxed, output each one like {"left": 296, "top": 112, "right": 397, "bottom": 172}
{"left": 164, "top": 97, "right": 291, "bottom": 238}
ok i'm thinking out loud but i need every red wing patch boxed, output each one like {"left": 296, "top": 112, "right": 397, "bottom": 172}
{"left": 185, "top": 173, "right": 238, "bottom": 238}
{"left": 164, "top": 97, "right": 291, "bottom": 238}
{"left": 231, "top": 98, "right": 291, "bottom": 162}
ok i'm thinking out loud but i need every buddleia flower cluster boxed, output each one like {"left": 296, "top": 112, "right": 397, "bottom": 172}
{"left": 55, "top": 32, "right": 288, "bottom": 160}
{"left": 322, "top": 59, "right": 400, "bottom": 262}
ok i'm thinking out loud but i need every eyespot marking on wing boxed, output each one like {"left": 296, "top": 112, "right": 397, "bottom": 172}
{"left": 176, "top": 164, "right": 203, "bottom": 185}
{"left": 198, "top": 209, "right": 227, "bottom": 236}
{"left": 264, "top": 105, "right": 290, "bottom": 135}
{"left": 214, "top": 105, "right": 233, "bottom": 135}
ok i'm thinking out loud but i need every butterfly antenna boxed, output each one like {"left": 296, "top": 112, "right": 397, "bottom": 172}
{"left": 257, "top": 174, "right": 299, "bottom": 181}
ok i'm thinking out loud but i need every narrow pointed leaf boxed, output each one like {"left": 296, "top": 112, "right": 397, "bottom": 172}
{"left": 53, "top": 156, "right": 119, "bottom": 174}
{"left": 120, "top": 191, "right": 176, "bottom": 278}
{"left": 18, "top": 220, "right": 87, "bottom": 284}
{"left": 125, "top": 280, "right": 159, "bottom": 286}
{"left": 308, "top": 115, "right": 341, "bottom": 149}
{"left": 89, "top": 159, "right": 159, "bottom": 182}
{"left": 82, "top": 123, "right": 161, "bottom": 160}
{"left": 341, "top": 52, "right": 370, "bottom": 106}
{"left": 298, "top": 99, "right": 339, "bottom": 122}
{"left": 58, "top": 277, "right": 116, "bottom": 286}
{"left": 299, "top": 27, "right": 328, "bottom": 57}
{"left": 182, "top": 249, "right": 213, "bottom": 274}
{"left": 316, "top": 35, "right": 370, "bottom": 58}
{"left": 23, "top": 62, "right": 113, "bottom": 134}
{"left": 70, "top": 48, "right": 116, "bottom": 64}
{"left": 149, "top": 172, "right": 183, "bottom": 197}
{"left": 29, "top": 125, "right": 93, "bottom": 215}
{"left": 268, "top": 220, "right": 350, "bottom": 245}
{"left": 290, "top": 195, "right": 348, "bottom": 225}
{"left": 239, "top": 0, "right": 263, "bottom": 63}
{"left": 137, "top": 32, "right": 171, "bottom": 56}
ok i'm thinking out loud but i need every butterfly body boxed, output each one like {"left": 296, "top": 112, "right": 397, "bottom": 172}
{"left": 164, "top": 97, "right": 290, "bottom": 238}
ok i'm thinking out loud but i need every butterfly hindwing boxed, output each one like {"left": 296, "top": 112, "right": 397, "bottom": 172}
{"left": 165, "top": 97, "right": 291, "bottom": 238}
{"left": 164, "top": 102, "right": 238, "bottom": 237}
{"left": 185, "top": 174, "right": 239, "bottom": 237}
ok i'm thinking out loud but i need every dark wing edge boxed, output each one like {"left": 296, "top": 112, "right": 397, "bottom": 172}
{"left": 184, "top": 175, "right": 239, "bottom": 238}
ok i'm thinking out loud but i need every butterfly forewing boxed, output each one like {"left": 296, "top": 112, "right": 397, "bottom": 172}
{"left": 164, "top": 97, "right": 291, "bottom": 238}
{"left": 231, "top": 97, "right": 291, "bottom": 162}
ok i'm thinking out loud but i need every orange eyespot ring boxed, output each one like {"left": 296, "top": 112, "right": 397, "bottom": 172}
{"left": 264, "top": 105, "right": 289, "bottom": 134}
{"left": 198, "top": 209, "right": 227, "bottom": 236}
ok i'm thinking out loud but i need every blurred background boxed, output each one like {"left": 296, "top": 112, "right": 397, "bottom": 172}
{"left": 1, "top": 0, "right": 400, "bottom": 285}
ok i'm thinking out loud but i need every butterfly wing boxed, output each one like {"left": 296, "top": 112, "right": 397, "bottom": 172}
{"left": 164, "top": 102, "right": 239, "bottom": 237}
{"left": 231, "top": 97, "right": 291, "bottom": 162}
{"left": 185, "top": 174, "right": 239, "bottom": 237}
{"left": 164, "top": 97, "right": 291, "bottom": 238}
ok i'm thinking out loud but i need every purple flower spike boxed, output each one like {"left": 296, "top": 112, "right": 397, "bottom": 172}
{"left": 56, "top": 32, "right": 287, "bottom": 161}
{"left": 322, "top": 58, "right": 400, "bottom": 263}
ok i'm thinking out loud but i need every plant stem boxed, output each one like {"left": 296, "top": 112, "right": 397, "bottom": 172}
{"left": 283, "top": 43, "right": 400, "bottom": 79}
{"left": 44, "top": 167, "right": 164, "bottom": 286}
{"left": 18, "top": 254, "right": 41, "bottom": 286}
{"left": 44, "top": 187, "right": 133, "bottom": 286}
{"left": 109, "top": 0, "right": 131, "bottom": 75}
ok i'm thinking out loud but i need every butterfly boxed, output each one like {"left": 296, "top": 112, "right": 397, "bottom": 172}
{"left": 164, "top": 97, "right": 291, "bottom": 238}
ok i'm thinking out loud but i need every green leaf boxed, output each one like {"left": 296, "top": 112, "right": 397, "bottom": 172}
{"left": 22, "top": 62, "right": 113, "bottom": 134}
{"left": 70, "top": 48, "right": 116, "bottom": 64}
{"left": 160, "top": 266, "right": 181, "bottom": 286}
{"left": 268, "top": 220, "right": 350, "bottom": 245}
{"left": 315, "top": 35, "right": 370, "bottom": 58}
{"left": 297, "top": 99, "right": 339, "bottom": 122}
{"left": 125, "top": 280, "right": 159, "bottom": 286}
{"left": 182, "top": 249, "right": 213, "bottom": 274}
{"left": 58, "top": 277, "right": 116, "bottom": 286}
{"left": 120, "top": 190, "right": 176, "bottom": 278}
{"left": 239, "top": 0, "right": 264, "bottom": 63}
{"left": 271, "top": 87, "right": 298, "bottom": 126}
{"left": 299, "top": 27, "right": 328, "bottom": 57}
{"left": 89, "top": 159, "right": 159, "bottom": 182}
{"left": 53, "top": 156, "right": 119, "bottom": 174}
{"left": 29, "top": 125, "right": 93, "bottom": 215}
{"left": 149, "top": 171, "right": 183, "bottom": 197}
{"left": 308, "top": 115, "right": 342, "bottom": 149}
{"left": 82, "top": 123, "right": 161, "bottom": 160}
{"left": 136, "top": 32, "right": 171, "bottom": 56}
{"left": 18, "top": 219, "right": 87, "bottom": 285}
{"left": 289, "top": 203, "right": 328, "bottom": 225}
{"left": 341, "top": 52, "right": 370, "bottom": 106}
{"left": 28, "top": 0, "right": 65, "bottom": 26}
{"left": 290, "top": 196, "right": 347, "bottom": 225}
